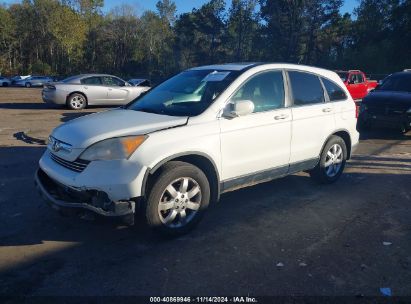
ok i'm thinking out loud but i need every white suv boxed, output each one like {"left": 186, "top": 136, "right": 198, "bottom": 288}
{"left": 35, "top": 63, "right": 359, "bottom": 235}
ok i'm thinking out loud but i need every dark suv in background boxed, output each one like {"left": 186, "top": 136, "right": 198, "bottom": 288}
{"left": 358, "top": 71, "right": 411, "bottom": 133}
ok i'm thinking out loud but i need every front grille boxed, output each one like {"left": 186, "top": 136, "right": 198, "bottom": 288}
{"left": 367, "top": 105, "right": 405, "bottom": 116}
{"left": 367, "top": 106, "right": 385, "bottom": 115}
{"left": 50, "top": 152, "right": 89, "bottom": 173}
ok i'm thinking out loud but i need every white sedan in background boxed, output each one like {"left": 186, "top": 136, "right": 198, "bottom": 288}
{"left": 42, "top": 74, "right": 151, "bottom": 110}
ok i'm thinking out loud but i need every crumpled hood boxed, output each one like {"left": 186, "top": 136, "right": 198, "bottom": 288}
{"left": 52, "top": 109, "right": 188, "bottom": 148}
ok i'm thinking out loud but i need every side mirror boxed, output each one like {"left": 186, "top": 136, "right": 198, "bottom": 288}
{"left": 223, "top": 100, "right": 255, "bottom": 118}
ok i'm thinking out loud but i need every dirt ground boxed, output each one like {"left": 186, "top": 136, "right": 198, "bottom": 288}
{"left": 0, "top": 87, "right": 410, "bottom": 297}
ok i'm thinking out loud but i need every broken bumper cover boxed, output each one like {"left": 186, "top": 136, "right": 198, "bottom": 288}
{"left": 35, "top": 168, "right": 136, "bottom": 220}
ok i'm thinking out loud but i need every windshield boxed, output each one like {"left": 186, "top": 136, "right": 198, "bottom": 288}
{"left": 127, "top": 69, "right": 240, "bottom": 116}
{"left": 337, "top": 72, "right": 348, "bottom": 82}
{"left": 379, "top": 74, "right": 411, "bottom": 92}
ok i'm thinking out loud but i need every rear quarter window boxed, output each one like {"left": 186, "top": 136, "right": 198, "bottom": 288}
{"left": 321, "top": 78, "right": 347, "bottom": 101}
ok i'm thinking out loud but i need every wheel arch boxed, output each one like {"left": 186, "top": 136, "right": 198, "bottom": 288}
{"left": 66, "top": 91, "right": 88, "bottom": 104}
{"left": 321, "top": 129, "right": 352, "bottom": 159}
{"left": 142, "top": 152, "right": 221, "bottom": 204}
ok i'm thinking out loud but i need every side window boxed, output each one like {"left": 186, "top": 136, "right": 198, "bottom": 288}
{"left": 349, "top": 74, "right": 356, "bottom": 83}
{"left": 322, "top": 78, "right": 347, "bottom": 101}
{"left": 81, "top": 77, "right": 102, "bottom": 85}
{"left": 231, "top": 71, "right": 285, "bottom": 113}
{"left": 289, "top": 71, "right": 325, "bottom": 106}
{"left": 102, "top": 77, "right": 124, "bottom": 87}
{"left": 357, "top": 73, "right": 364, "bottom": 83}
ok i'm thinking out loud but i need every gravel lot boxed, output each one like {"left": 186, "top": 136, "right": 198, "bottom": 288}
{"left": 0, "top": 87, "right": 410, "bottom": 297}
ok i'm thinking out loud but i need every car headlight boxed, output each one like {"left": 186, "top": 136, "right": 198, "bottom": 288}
{"left": 80, "top": 135, "right": 147, "bottom": 161}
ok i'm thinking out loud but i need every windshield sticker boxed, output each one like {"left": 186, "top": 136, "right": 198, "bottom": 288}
{"left": 202, "top": 71, "right": 230, "bottom": 82}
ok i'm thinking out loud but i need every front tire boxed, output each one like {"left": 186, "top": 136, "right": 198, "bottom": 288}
{"left": 67, "top": 93, "right": 87, "bottom": 110}
{"left": 400, "top": 123, "right": 410, "bottom": 134}
{"left": 25, "top": 82, "right": 31, "bottom": 88}
{"left": 145, "top": 161, "right": 210, "bottom": 236}
{"left": 310, "top": 135, "right": 347, "bottom": 184}
{"left": 2, "top": 82, "right": 8, "bottom": 87}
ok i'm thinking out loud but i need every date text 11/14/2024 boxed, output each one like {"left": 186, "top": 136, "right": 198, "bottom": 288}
{"left": 149, "top": 297, "right": 258, "bottom": 303}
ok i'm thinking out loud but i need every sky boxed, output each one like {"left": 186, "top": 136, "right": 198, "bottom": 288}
{"left": 2, "top": 0, "right": 358, "bottom": 15}
{"left": 104, "top": 0, "right": 358, "bottom": 15}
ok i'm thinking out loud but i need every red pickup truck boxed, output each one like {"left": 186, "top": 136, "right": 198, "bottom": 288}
{"left": 336, "top": 70, "right": 378, "bottom": 100}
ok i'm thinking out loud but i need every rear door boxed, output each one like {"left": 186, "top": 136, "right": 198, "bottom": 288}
{"left": 288, "top": 70, "right": 336, "bottom": 167}
{"left": 102, "top": 76, "right": 130, "bottom": 104}
{"left": 81, "top": 76, "right": 108, "bottom": 103}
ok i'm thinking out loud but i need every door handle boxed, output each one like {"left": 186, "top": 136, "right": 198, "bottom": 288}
{"left": 108, "top": 88, "right": 112, "bottom": 91}
{"left": 84, "top": 86, "right": 88, "bottom": 89}
{"left": 274, "top": 114, "right": 289, "bottom": 120}
{"left": 322, "top": 107, "right": 332, "bottom": 113}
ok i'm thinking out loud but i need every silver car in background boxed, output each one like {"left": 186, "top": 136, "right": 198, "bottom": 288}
{"left": 14, "top": 76, "right": 53, "bottom": 88}
{"left": 42, "top": 74, "right": 151, "bottom": 110}
{"left": 0, "top": 76, "right": 11, "bottom": 87}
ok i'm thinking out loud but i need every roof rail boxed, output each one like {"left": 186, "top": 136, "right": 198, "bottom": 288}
{"left": 348, "top": 70, "right": 361, "bottom": 72}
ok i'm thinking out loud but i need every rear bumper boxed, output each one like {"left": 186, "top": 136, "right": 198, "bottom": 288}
{"left": 35, "top": 168, "right": 136, "bottom": 222}
{"left": 42, "top": 90, "right": 67, "bottom": 104}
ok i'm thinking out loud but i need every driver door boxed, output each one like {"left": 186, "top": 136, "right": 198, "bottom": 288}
{"left": 102, "top": 76, "right": 130, "bottom": 104}
{"left": 219, "top": 70, "right": 292, "bottom": 188}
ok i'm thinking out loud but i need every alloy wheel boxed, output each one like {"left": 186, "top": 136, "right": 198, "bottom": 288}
{"left": 324, "top": 143, "right": 343, "bottom": 177}
{"left": 70, "top": 95, "right": 85, "bottom": 109}
{"left": 157, "top": 177, "right": 202, "bottom": 228}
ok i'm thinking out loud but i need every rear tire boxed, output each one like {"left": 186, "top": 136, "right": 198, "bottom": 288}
{"left": 145, "top": 161, "right": 210, "bottom": 237}
{"left": 2, "top": 82, "right": 8, "bottom": 87}
{"left": 310, "top": 135, "right": 347, "bottom": 184}
{"left": 67, "top": 93, "right": 87, "bottom": 110}
{"left": 25, "top": 82, "right": 31, "bottom": 88}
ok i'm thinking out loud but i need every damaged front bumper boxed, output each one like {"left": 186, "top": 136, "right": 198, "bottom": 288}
{"left": 35, "top": 168, "right": 136, "bottom": 224}
{"left": 361, "top": 112, "right": 411, "bottom": 130}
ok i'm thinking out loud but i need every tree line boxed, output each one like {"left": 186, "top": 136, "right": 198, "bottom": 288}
{"left": 0, "top": 0, "right": 410, "bottom": 82}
